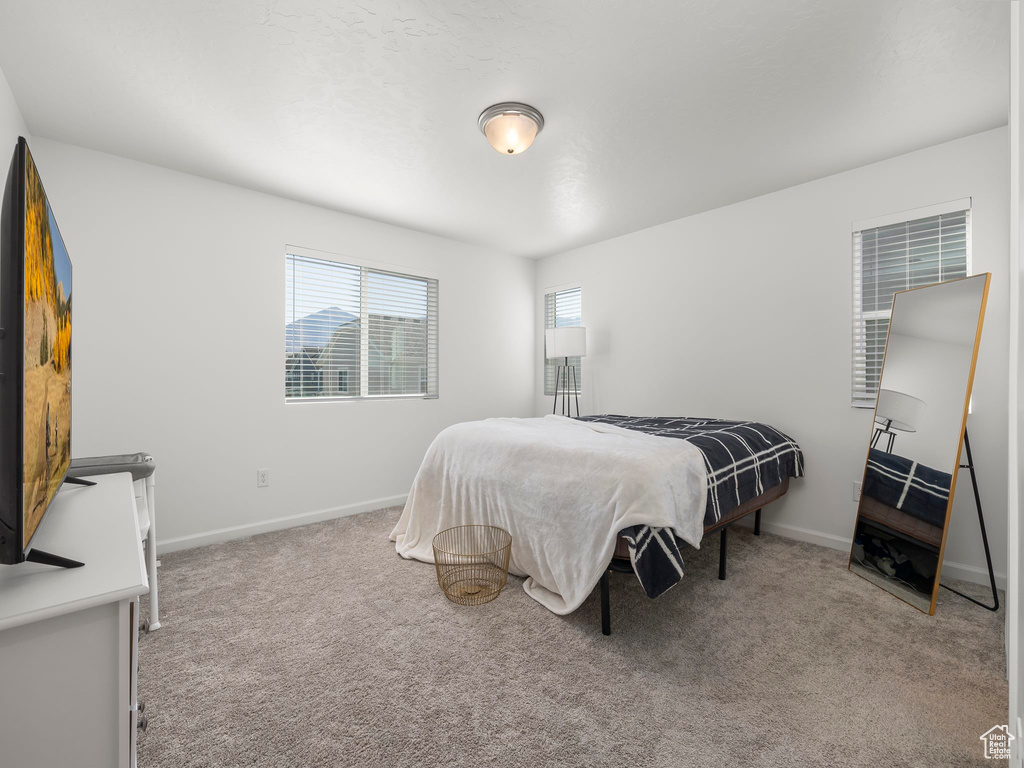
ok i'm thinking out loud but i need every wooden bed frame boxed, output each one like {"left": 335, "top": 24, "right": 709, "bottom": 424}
{"left": 855, "top": 493, "right": 942, "bottom": 548}
{"left": 598, "top": 476, "right": 791, "bottom": 635}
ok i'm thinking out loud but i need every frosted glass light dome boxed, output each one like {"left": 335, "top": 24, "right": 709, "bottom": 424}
{"left": 478, "top": 103, "right": 544, "bottom": 155}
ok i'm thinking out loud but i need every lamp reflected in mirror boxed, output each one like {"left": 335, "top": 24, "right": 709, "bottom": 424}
{"left": 871, "top": 388, "right": 925, "bottom": 453}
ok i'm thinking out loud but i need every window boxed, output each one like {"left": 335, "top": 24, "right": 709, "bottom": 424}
{"left": 851, "top": 201, "right": 970, "bottom": 407}
{"left": 285, "top": 249, "right": 438, "bottom": 401}
{"left": 544, "top": 286, "right": 582, "bottom": 396}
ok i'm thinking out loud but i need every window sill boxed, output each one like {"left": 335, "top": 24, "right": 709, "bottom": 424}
{"left": 286, "top": 394, "right": 438, "bottom": 404}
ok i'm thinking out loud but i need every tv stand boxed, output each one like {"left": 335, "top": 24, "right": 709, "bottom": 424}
{"left": 62, "top": 476, "right": 96, "bottom": 487}
{"left": 0, "top": 473, "right": 147, "bottom": 768}
{"left": 24, "top": 547, "right": 83, "bottom": 568}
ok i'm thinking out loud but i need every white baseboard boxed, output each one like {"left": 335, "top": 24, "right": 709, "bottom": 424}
{"left": 157, "top": 494, "right": 408, "bottom": 554}
{"left": 748, "top": 518, "right": 1006, "bottom": 590}
{"left": 940, "top": 559, "right": 1007, "bottom": 591}
{"left": 745, "top": 518, "right": 852, "bottom": 551}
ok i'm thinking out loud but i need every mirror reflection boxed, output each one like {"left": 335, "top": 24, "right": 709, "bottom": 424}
{"left": 849, "top": 274, "right": 989, "bottom": 613}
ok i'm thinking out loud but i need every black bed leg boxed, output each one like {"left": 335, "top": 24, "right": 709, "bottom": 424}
{"left": 754, "top": 508, "right": 762, "bottom": 536}
{"left": 600, "top": 569, "right": 611, "bottom": 636}
{"left": 719, "top": 528, "right": 728, "bottom": 580}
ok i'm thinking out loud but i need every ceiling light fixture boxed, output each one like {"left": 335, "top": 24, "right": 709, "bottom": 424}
{"left": 477, "top": 102, "right": 544, "bottom": 155}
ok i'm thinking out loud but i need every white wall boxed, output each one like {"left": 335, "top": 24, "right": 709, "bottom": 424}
{"left": 0, "top": 65, "right": 28, "bottom": 172}
{"left": 26, "top": 138, "right": 535, "bottom": 548}
{"left": 1009, "top": 2, "right": 1022, "bottom": 757}
{"left": 535, "top": 127, "right": 1010, "bottom": 586}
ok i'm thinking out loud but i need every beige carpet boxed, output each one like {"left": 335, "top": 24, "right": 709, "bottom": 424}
{"left": 137, "top": 507, "right": 1006, "bottom": 768}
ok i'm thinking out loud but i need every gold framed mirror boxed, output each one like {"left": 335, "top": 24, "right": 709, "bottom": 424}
{"left": 848, "top": 273, "right": 990, "bottom": 614}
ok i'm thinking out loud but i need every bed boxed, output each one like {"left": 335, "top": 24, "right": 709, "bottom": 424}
{"left": 579, "top": 415, "right": 802, "bottom": 634}
{"left": 391, "top": 414, "right": 803, "bottom": 634}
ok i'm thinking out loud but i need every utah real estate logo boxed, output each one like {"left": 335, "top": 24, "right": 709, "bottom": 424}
{"left": 980, "top": 725, "right": 1014, "bottom": 760}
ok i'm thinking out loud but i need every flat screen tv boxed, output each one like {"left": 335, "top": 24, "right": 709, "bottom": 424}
{"left": 0, "top": 137, "right": 88, "bottom": 567}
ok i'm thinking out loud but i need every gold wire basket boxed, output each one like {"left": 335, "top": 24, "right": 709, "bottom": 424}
{"left": 432, "top": 525, "right": 512, "bottom": 606}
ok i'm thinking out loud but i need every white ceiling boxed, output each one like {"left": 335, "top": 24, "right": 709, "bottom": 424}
{"left": 0, "top": 0, "right": 1009, "bottom": 258}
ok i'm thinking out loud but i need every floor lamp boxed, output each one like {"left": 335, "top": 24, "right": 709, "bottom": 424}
{"left": 870, "top": 388, "right": 925, "bottom": 453}
{"left": 546, "top": 326, "right": 586, "bottom": 417}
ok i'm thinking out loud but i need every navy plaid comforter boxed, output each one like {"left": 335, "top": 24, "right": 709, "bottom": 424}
{"left": 863, "top": 448, "right": 950, "bottom": 528}
{"left": 576, "top": 415, "right": 804, "bottom": 597}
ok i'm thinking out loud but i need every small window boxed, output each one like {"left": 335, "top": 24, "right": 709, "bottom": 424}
{"left": 851, "top": 202, "right": 970, "bottom": 407}
{"left": 544, "top": 286, "right": 582, "bottom": 396}
{"left": 285, "top": 250, "right": 438, "bottom": 401}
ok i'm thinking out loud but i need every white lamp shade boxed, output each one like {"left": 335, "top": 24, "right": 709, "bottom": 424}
{"left": 874, "top": 388, "right": 926, "bottom": 433}
{"left": 545, "top": 327, "right": 587, "bottom": 359}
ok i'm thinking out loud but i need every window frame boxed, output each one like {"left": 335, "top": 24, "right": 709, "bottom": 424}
{"left": 850, "top": 198, "right": 971, "bottom": 408}
{"left": 285, "top": 245, "right": 439, "bottom": 404}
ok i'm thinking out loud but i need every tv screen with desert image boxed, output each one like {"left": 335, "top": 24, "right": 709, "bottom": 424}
{"left": 22, "top": 147, "right": 71, "bottom": 548}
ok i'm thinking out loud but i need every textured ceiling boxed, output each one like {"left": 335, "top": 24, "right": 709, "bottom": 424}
{"left": 0, "top": 0, "right": 1009, "bottom": 258}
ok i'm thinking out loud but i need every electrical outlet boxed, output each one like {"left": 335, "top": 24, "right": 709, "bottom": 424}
{"left": 257, "top": 469, "right": 270, "bottom": 488}
{"left": 852, "top": 481, "right": 862, "bottom": 502}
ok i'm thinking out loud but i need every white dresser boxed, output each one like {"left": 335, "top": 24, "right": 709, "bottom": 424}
{"left": 0, "top": 472, "right": 149, "bottom": 768}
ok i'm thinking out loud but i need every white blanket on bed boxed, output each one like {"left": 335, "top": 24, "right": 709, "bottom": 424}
{"left": 389, "top": 415, "right": 708, "bottom": 615}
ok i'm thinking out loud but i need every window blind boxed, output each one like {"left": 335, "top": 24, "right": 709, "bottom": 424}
{"left": 544, "top": 287, "right": 582, "bottom": 396}
{"left": 851, "top": 207, "right": 969, "bottom": 407}
{"left": 285, "top": 251, "right": 438, "bottom": 401}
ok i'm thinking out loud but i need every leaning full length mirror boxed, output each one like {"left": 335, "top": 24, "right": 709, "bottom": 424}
{"left": 849, "top": 273, "right": 990, "bottom": 614}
